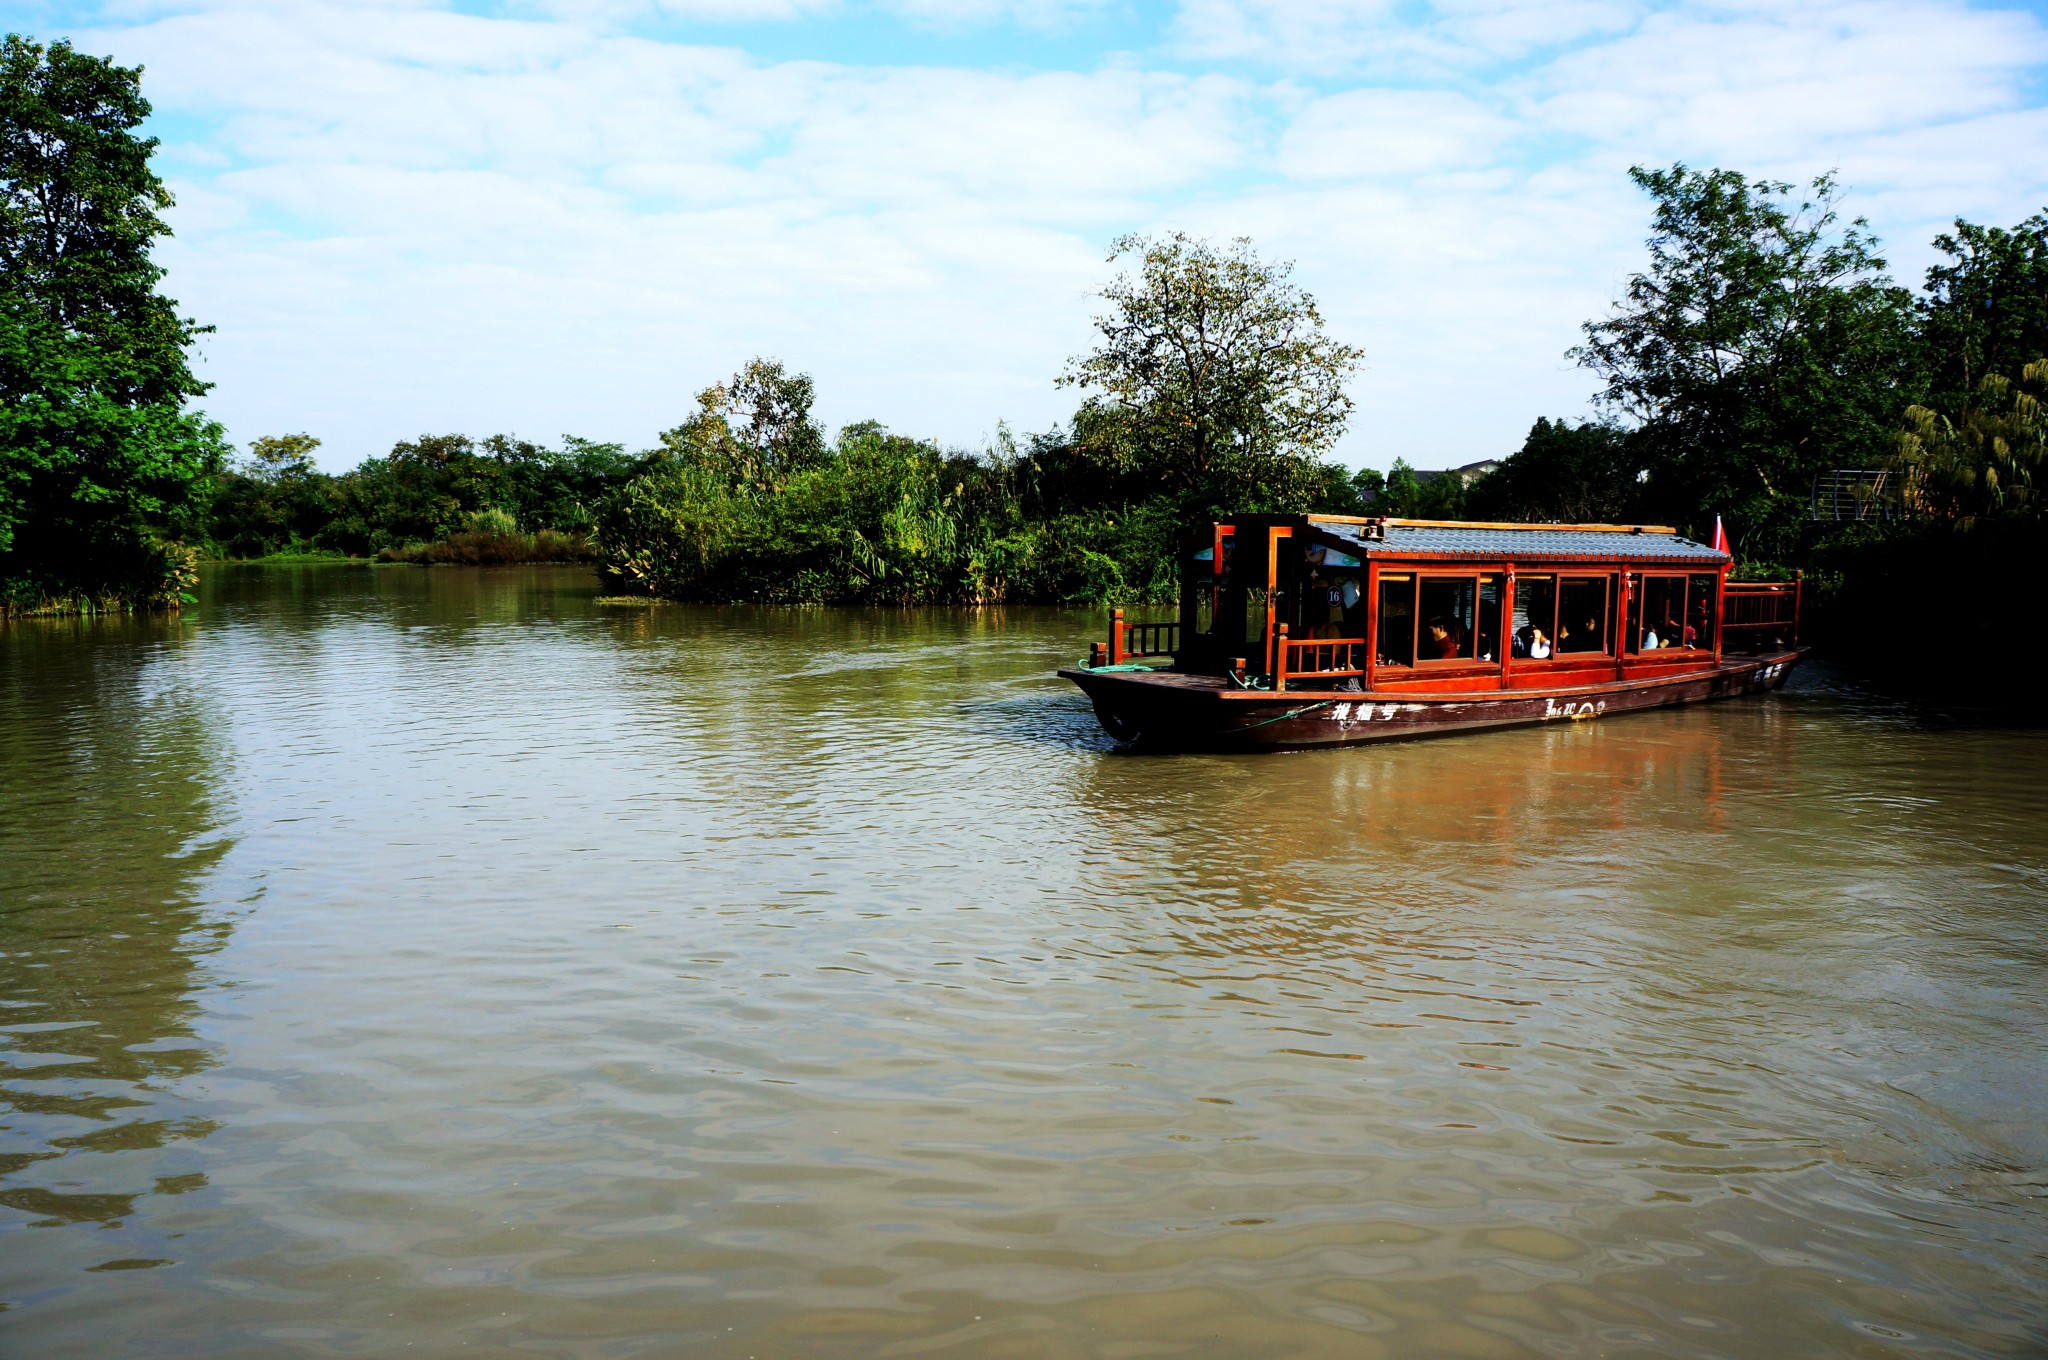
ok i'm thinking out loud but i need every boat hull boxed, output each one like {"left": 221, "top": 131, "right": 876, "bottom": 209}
{"left": 1059, "top": 651, "right": 1805, "bottom": 751}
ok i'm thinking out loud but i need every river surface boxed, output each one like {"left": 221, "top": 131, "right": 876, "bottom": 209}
{"left": 2, "top": 563, "right": 2045, "bottom": 1359}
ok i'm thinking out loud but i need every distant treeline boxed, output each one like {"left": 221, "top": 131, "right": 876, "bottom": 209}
{"left": 206, "top": 432, "right": 637, "bottom": 564}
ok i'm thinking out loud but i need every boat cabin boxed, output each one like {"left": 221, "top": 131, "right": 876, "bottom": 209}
{"left": 1096, "top": 515, "right": 1801, "bottom": 694}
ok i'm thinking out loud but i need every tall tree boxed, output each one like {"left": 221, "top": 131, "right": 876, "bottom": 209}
{"left": 1573, "top": 165, "right": 1918, "bottom": 555}
{"left": 655, "top": 357, "right": 827, "bottom": 492}
{"left": 1060, "top": 232, "right": 1363, "bottom": 508}
{"left": 1919, "top": 212, "right": 2048, "bottom": 405}
{"left": 0, "top": 34, "right": 223, "bottom": 609}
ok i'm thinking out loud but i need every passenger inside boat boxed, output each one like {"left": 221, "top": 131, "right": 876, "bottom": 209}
{"left": 1688, "top": 574, "right": 1718, "bottom": 649}
{"left": 1556, "top": 576, "right": 1609, "bottom": 653}
{"left": 1426, "top": 617, "right": 1459, "bottom": 658}
{"left": 1417, "top": 577, "right": 1476, "bottom": 662}
{"left": 1514, "top": 576, "right": 1557, "bottom": 659}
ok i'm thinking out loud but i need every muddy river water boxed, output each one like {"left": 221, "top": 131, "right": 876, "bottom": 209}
{"left": 2, "top": 564, "right": 2044, "bottom": 1358}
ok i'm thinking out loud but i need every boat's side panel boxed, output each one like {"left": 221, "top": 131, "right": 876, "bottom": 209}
{"left": 1060, "top": 654, "right": 1800, "bottom": 750}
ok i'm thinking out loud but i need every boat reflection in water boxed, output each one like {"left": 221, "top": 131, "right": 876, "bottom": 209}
{"left": 1064, "top": 515, "right": 1806, "bottom": 749}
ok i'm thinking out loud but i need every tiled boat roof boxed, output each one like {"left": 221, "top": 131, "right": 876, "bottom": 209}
{"left": 1316, "top": 522, "right": 1729, "bottom": 564}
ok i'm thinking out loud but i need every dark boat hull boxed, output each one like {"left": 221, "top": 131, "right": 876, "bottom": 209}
{"left": 1059, "top": 651, "right": 1805, "bottom": 750}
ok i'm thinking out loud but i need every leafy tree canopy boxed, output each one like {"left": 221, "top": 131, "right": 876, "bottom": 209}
{"left": 1465, "top": 418, "right": 1643, "bottom": 523}
{"left": 1574, "top": 164, "right": 1918, "bottom": 555}
{"left": 0, "top": 33, "right": 221, "bottom": 609}
{"left": 1893, "top": 359, "right": 2046, "bottom": 528}
{"left": 249, "top": 432, "right": 320, "bottom": 476}
{"left": 1920, "top": 213, "right": 2048, "bottom": 406}
{"left": 1060, "top": 233, "right": 1362, "bottom": 508}
{"left": 656, "top": 357, "right": 827, "bottom": 491}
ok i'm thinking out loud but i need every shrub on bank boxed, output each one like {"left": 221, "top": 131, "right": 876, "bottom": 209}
{"left": 377, "top": 517, "right": 596, "bottom": 565}
{"left": 595, "top": 422, "right": 1211, "bottom": 606}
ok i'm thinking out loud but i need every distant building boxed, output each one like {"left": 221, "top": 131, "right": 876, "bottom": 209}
{"left": 1413, "top": 459, "right": 1501, "bottom": 488}
{"left": 1361, "top": 458, "right": 1499, "bottom": 505}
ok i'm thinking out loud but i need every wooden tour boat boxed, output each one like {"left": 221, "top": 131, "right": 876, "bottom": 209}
{"left": 1060, "top": 514, "right": 1806, "bottom": 749}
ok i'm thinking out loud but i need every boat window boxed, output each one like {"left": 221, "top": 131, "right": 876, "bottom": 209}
{"left": 1477, "top": 574, "right": 1503, "bottom": 662}
{"left": 1418, "top": 576, "right": 1476, "bottom": 661}
{"left": 1301, "top": 563, "right": 1362, "bottom": 640}
{"left": 1514, "top": 574, "right": 1557, "bottom": 658}
{"left": 1637, "top": 574, "right": 1685, "bottom": 650}
{"left": 1624, "top": 575, "right": 1642, "bottom": 651}
{"left": 1557, "top": 576, "right": 1609, "bottom": 654}
{"left": 1688, "top": 574, "right": 1718, "bottom": 650}
{"left": 1376, "top": 573, "right": 1415, "bottom": 667}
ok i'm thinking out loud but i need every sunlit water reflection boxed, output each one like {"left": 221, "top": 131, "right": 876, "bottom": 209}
{"left": 2, "top": 563, "right": 2043, "bottom": 1358}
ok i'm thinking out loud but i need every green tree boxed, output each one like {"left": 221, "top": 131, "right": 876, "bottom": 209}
{"left": 1574, "top": 165, "right": 1918, "bottom": 556}
{"left": 249, "top": 432, "right": 320, "bottom": 475}
{"left": 206, "top": 432, "right": 334, "bottom": 557}
{"left": 1365, "top": 457, "right": 1473, "bottom": 518}
{"left": 655, "top": 357, "right": 827, "bottom": 491}
{"left": 1465, "top": 418, "right": 1643, "bottom": 523}
{"left": 1060, "top": 233, "right": 1363, "bottom": 508}
{"left": 1892, "top": 359, "right": 2046, "bottom": 528}
{"left": 1919, "top": 212, "right": 2048, "bottom": 406}
{"left": 0, "top": 34, "right": 223, "bottom": 610}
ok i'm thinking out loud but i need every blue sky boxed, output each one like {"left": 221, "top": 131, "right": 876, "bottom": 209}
{"left": 10, "top": 0, "right": 2048, "bottom": 468}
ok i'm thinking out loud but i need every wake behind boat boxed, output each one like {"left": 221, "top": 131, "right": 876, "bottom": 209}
{"left": 1060, "top": 514, "right": 1805, "bottom": 750}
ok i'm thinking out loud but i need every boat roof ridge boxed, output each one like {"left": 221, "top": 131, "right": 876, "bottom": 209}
{"left": 1304, "top": 514, "right": 1683, "bottom": 535}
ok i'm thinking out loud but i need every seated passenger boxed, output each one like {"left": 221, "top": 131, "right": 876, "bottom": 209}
{"left": 1643, "top": 625, "right": 1661, "bottom": 650}
{"left": 1426, "top": 617, "right": 1460, "bottom": 659}
{"left": 1527, "top": 627, "right": 1551, "bottom": 659}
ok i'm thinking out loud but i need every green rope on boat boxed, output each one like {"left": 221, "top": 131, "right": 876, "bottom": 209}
{"left": 1239, "top": 699, "right": 1334, "bottom": 730}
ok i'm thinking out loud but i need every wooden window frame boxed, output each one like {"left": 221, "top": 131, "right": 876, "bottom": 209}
{"left": 1375, "top": 569, "right": 1506, "bottom": 674}
{"left": 1372, "top": 570, "right": 1418, "bottom": 670}
{"left": 1510, "top": 571, "right": 1617, "bottom": 664}
{"left": 1629, "top": 570, "right": 1715, "bottom": 656}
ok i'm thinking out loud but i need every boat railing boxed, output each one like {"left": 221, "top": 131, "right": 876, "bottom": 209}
{"left": 1092, "top": 610, "right": 1180, "bottom": 667}
{"left": 1273, "top": 626, "right": 1366, "bottom": 691}
{"left": 1721, "top": 578, "right": 1802, "bottom": 651}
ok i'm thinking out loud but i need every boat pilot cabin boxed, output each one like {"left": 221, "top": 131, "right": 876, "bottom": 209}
{"left": 1106, "top": 515, "right": 1799, "bottom": 694}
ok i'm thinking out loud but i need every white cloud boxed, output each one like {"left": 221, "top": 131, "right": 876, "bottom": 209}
{"left": 1171, "top": 0, "right": 1639, "bottom": 75}
{"left": 1278, "top": 89, "right": 1520, "bottom": 178}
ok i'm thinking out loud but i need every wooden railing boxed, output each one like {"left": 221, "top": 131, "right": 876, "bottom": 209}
{"left": 1272, "top": 625, "right": 1366, "bottom": 691}
{"left": 1721, "top": 578, "right": 1802, "bottom": 651}
{"left": 1091, "top": 609, "right": 1180, "bottom": 667}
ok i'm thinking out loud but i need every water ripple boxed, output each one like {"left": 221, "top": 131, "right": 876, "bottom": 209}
{"left": 1, "top": 566, "right": 2044, "bottom": 1357}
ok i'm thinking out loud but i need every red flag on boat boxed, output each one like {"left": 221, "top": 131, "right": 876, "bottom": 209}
{"left": 1711, "top": 515, "right": 1729, "bottom": 554}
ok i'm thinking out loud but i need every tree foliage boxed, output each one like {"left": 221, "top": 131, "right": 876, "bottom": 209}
{"left": 1919, "top": 214, "right": 2048, "bottom": 410}
{"left": 1060, "top": 233, "right": 1362, "bottom": 510}
{"left": 655, "top": 357, "right": 828, "bottom": 491}
{"left": 0, "top": 34, "right": 223, "bottom": 610}
{"left": 1465, "top": 419, "right": 1642, "bottom": 523}
{"left": 594, "top": 359, "right": 1215, "bottom": 606}
{"left": 205, "top": 432, "right": 638, "bottom": 559}
{"left": 1892, "top": 359, "right": 2047, "bottom": 528}
{"left": 1573, "top": 165, "right": 1918, "bottom": 556}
